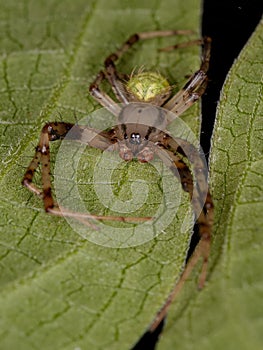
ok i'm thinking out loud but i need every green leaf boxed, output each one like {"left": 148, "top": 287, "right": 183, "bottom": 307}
{"left": 158, "top": 19, "right": 263, "bottom": 350}
{"left": 0, "top": 1, "right": 204, "bottom": 349}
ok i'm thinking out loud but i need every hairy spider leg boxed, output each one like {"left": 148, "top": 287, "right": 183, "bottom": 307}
{"left": 90, "top": 30, "right": 196, "bottom": 105}
{"left": 22, "top": 122, "right": 151, "bottom": 226}
{"left": 164, "top": 36, "right": 211, "bottom": 118}
{"left": 149, "top": 135, "right": 214, "bottom": 331}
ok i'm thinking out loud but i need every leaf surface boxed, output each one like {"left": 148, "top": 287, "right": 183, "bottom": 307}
{"left": 0, "top": 1, "right": 204, "bottom": 349}
{"left": 158, "top": 18, "right": 263, "bottom": 350}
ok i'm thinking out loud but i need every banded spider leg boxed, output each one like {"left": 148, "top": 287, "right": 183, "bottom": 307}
{"left": 22, "top": 121, "right": 151, "bottom": 228}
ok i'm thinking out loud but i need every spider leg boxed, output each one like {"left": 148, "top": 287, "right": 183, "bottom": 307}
{"left": 163, "top": 36, "right": 211, "bottom": 119}
{"left": 90, "top": 30, "right": 195, "bottom": 105}
{"left": 89, "top": 71, "right": 122, "bottom": 116}
{"left": 23, "top": 122, "right": 74, "bottom": 202}
{"left": 23, "top": 122, "right": 151, "bottom": 226}
{"left": 159, "top": 38, "right": 203, "bottom": 52}
{"left": 155, "top": 139, "right": 213, "bottom": 237}
{"left": 149, "top": 135, "right": 213, "bottom": 331}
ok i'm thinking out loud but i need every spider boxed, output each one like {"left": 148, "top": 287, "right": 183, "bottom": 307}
{"left": 22, "top": 30, "right": 214, "bottom": 331}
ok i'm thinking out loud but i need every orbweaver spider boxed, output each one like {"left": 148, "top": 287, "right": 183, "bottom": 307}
{"left": 23, "top": 30, "right": 213, "bottom": 331}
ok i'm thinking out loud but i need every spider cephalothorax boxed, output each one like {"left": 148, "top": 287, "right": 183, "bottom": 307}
{"left": 23, "top": 30, "right": 213, "bottom": 331}
{"left": 115, "top": 102, "right": 168, "bottom": 162}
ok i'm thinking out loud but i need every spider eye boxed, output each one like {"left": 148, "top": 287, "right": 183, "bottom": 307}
{"left": 130, "top": 133, "right": 141, "bottom": 145}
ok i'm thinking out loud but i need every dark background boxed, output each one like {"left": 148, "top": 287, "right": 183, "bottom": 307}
{"left": 133, "top": 0, "right": 262, "bottom": 349}
{"left": 201, "top": 0, "right": 262, "bottom": 156}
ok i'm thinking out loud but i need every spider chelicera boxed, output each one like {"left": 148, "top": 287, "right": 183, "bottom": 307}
{"left": 23, "top": 30, "right": 213, "bottom": 330}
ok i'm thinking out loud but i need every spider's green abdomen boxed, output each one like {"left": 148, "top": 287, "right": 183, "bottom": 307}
{"left": 126, "top": 71, "right": 171, "bottom": 104}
